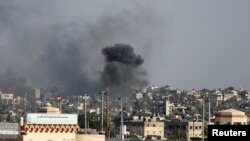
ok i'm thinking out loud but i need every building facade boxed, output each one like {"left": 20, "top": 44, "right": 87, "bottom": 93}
{"left": 165, "top": 120, "right": 203, "bottom": 141}
{"left": 20, "top": 106, "right": 79, "bottom": 141}
{"left": 0, "top": 92, "right": 14, "bottom": 105}
{"left": 215, "top": 109, "right": 248, "bottom": 125}
{"left": 165, "top": 100, "right": 174, "bottom": 116}
{"left": 144, "top": 121, "right": 164, "bottom": 140}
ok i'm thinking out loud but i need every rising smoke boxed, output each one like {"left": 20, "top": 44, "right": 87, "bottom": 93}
{"left": 0, "top": 1, "right": 169, "bottom": 95}
{"left": 101, "top": 44, "right": 148, "bottom": 96}
{"left": 0, "top": 69, "right": 27, "bottom": 93}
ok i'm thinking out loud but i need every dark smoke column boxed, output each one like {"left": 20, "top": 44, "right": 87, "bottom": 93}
{"left": 101, "top": 44, "right": 148, "bottom": 96}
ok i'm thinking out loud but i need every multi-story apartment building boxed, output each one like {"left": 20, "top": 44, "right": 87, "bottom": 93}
{"left": 214, "top": 109, "right": 248, "bottom": 125}
{"left": 0, "top": 92, "right": 14, "bottom": 105}
{"left": 165, "top": 100, "right": 174, "bottom": 116}
{"left": 165, "top": 119, "right": 203, "bottom": 141}
{"left": 144, "top": 121, "right": 164, "bottom": 140}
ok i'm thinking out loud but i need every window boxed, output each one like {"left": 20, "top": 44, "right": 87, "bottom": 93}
{"left": 199, "top": 126, "right": 201, "bottom": 129}
{"left": 195, "top": 126, "right": 198, "bottom": 129}
{"left": 153, "top": 124, "right": 156, "bottom": 127}
{"left": 190, "top": 126, "right": 192, "bottom": 129}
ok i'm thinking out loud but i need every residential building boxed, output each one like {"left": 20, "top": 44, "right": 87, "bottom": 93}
{"left": 32, "top": 88, "right": 41, "bottom": 100}
{"left": 0, "top": 92, "right": 14, "bottom": 105}
{"left": 186, "top": 121, "right": 203, "bottom": 141}
{"left": 210, "top": 90, "right": 223, "bottom": 106}
{"left": 166, "top": 118, "right": 204, "bottom": 141}
{"left": 144, "top": 121, "right": 164, "bottom": 140}
{"left": 223, "top": 90, "right": 238, "bottom": 101}
{"left": 214, "top": 109, "right": 248, "bottom": 125}
{"left": 165, "top": 100, "right": 174, "bottom": 116}
{"left": 0, "top": 123, "right": 20, "bottom": 141}
{"left": 135, "top": 92, "right": 143, "bottom": 100}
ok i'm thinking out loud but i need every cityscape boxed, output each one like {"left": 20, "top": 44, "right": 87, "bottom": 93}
{"left": 0, "top": 85, "right": 250, "bottom": 140}
{"left": 1, "top": 0, "right": 250, "bottom": 141}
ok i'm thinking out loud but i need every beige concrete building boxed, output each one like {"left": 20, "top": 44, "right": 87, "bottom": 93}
{"left": 144, "top": 121, "right": 164, "bottom": 140}
{"left": 19, "top": 104, "right": 105, "bottom": 141}
{"left": 125, "top": 116, "right": 165, "bottom": 140}
{"left": 21, "top": 105, "right": 79, "bottom": 141}
{"left": 0, "top": 92, "right": 14, "bottom": 104}
{"left": 166, "top": 120, "right": 203, "bottom": 141}
{"left": 186, "top": 121, "right": 203, "bottom": 140}
{"left": 215, "top": 109, "right": 248, "bottom": 125}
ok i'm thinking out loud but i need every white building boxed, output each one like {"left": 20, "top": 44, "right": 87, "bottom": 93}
{"left": 0, "top": 123, "right": 20, "bottom": 141}
{"left": 211, "top": 90, "right": 223, "bottom": 106}
{"left": 165, "top": 100, "right": 174, "bottom": 116}
{"left": 135, "top": 92, "right": 143, "bottom": 100}
{"left": 33, "top": 88, "right": 41, "bottom": 100}
{"left": 223, "top": 90, "right": 238, "bottom": 101}
{"left": 0, "top": 92, "right": 14, "bottom": 105}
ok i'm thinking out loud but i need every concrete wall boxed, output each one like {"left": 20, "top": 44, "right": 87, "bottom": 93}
{"left": 76, "top": 134, "right": 105, "bottom": 141}
{"left": 22, "top": 133, "right": 75, "bottom": 141}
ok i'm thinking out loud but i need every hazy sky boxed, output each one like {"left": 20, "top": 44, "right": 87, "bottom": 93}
{"left": 0, "top": 0, "right": 250, "bottom": 91}
{"left": 156, "top": 0, "right": 250, "bottom": 90}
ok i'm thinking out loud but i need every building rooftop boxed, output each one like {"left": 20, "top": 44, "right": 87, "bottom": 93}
{"left": 216, "top": 109, "right": 246, "bottom": 116}
{"left": 37, "top": 103, "right": 60, "bottom": 114}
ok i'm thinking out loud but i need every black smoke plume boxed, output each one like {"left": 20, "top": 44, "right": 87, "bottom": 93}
{"left": 101, "top": 44, "right": 148, "bottom": 96}
{"left": 0, "top": 69, "right": 27, "bottom": 95}
{"left": 0, "top": 1, "right": 168, "bottom": 96}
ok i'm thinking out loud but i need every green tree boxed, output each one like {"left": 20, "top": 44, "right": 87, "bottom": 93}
{"left": 129, "top": 132, "right": 143, "bottom": 141}
{"left": 6, "top": 114, "right": 13, "bottom": 122}
{"left": 78, "top": 112, "right": 101, "bottom": 130}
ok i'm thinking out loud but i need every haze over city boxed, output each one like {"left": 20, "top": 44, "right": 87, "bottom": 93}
{"left": 0, "top": 0, "right": 250, "bottom": 93}
{"left": 1, "top": 1, "right": 250, "bottom": 141}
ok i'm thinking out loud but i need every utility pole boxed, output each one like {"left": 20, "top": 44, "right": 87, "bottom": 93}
{"left": 119, "top": 98, "right": 124, "bottom": 141}
{"left": 202, "top": 95, "right": 205, "bottom": 141}
{"left": 83, "top": 94, "right": 88, "bottom": 134}
{"left": 59, "top": 100, "right": 61, "bottom": 112}
{"left": 105, "top": 90, "right": 110, "bottom": 138}
{"left": 24, "top": 92, "right": 27, "bottom": 114}
{"left": 208, "top": 92, "right": 211, "bottom": 125}
{"left": 99, "top": 91, "right": 105, "bottom": 132}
